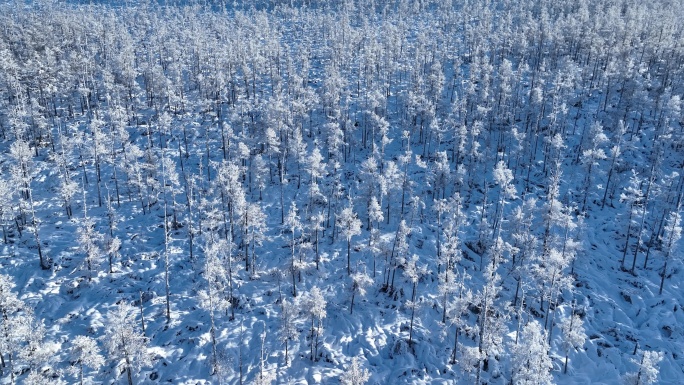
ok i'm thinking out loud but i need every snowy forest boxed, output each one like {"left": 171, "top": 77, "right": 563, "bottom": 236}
{"left": 0, "top": 0, "right": 683, "bottom": 383}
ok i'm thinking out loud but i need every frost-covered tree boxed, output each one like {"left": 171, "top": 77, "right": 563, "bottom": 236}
{"left": 84, "top": 116, "right": 110, "bottom": 207}
{"left": 305, "top": 286, "right": 326, "bottom": 361}
{"left": 510, "top": 197, "right": 538, "bottom": 307}
{"left": 579, "top": 121, "right": 608, "bottom": 211}
{"left": 244, "top": 202, "right": 267, "bottom": 276}
{"left": 9, "top": 139, "right": 47, "bottom": 269}
{"left": 309, "top": 211, "right": 326, "bottom": 270}
{"left": 360, "top": 156, "right": 381, "bottom": 229}
{"left": 438, "top": 196, "right": 463, "bottom": 324}
{"left": 198, "top": 238, "right": 233, "bottom": 373}
{"left": 254, "top": 327, "right": 275, "bottom": 385}
{"left": 623, "top": 351, "right": 663, "bottom": 385}
{"left": 337, "top": 199, "right": 362, "bottom": 275}
{"left": 629, "top": 152, "right": 660, "bottom": 275}
{"left": 252, "top": 154, "right": 268, "bottom": 200}
{"left": 380, "top": 160, "right": 402, "bottom": 224}
{"left": 121, "top": 142, "right": 148, "bottom": 214}
{"left": 560, "top": 313, "right": 586, "bottom": 374}
{"left": 404, "top": 254, "right": 426, "bottom": 345}
{"left": 0, "top": 177, "right": 15, "bottom": 244}
{"left": 658, "top": 208, "right": 681, "bottom": 295}
{"left": 103, "top": 302, "right": 151, "bottom": 385}
{"left": 339, "top": 356, "right": 371, "bottom": 385}
{"left": 278, "top": 299, "right": 299, "bottom": 366}
{"left": 104, "top": 197, "right": 121, "bottom": 274}
{"left": 429, "top": 151, "right": 451, "bottom": 200}
{"left": 69, "top": 335, "right": 104, "bottom": 385}
{"left": 620, "top": 170, "right": 646, "bottom": 270}
{"left": 284, "top": 202, "right": 303, "bottom": 297}
{"left": 0, "top": 274, "right": 25, "bottom": 384}
{"left": 214, "top": 160, "right": 247, "bottom": 241}
{"left": 77, "top": 206, "right": 104, "bottom": 281}
{"left": 532, "top": 248, "right": 574, "bottom": 332}
{"left": 160, "top": 156, "right": 181, "bottom": 229}
{"left": 397, "top": 144, "right": 414, "bottom": 218}
{"left": 349, "top": 271, "right": 373, "bottom": 315}
{"left": 475, "top": 265, "right": 508, "bottom": 385}
{"left": 447, "top": 273, "right": 473, "bottom": 365}
{"left": 18, "top": 309, "right": 57, "bottom": 377}
{"left": 601, "top": 120, "right": 627, "bottom": 208}
{"left": 305, "top": 145, "right": 326, "bottom": 191}
{"left": 542, "top": 158, "right": 564, "bottom": 255}
{"left": 386, "top": 219, "right": 410, "bottom": 292}
{"left": 57, "top": 175, "right": 79, "bottom": 220}
{"left": 491, "top": 160, "right": 517, "bottom": 238}
{"left": 509, "top": 320, "right": 554, "bottom": 385}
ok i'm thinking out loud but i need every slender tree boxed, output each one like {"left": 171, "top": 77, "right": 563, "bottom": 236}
{"left": 337, "top": 199, "right": 362, "bottom": 275}
{"left": 349, "top": 271, "right": 373, "bottom": 315}
{"left": 560, "top": 313, "right": 586, "bottom": 374}
{"left": 305, "top": 286, "right": 326, "bottom": 361}
{"left": 509, "top": 320, "right": 554, "bottom": 385}
{"left": 278, "top": 299, "right": 299, "bottom": 367}
{"left": 69, "top": 336, "right": 104, "bottom": 385}
{"left": 623, "top": 351, "right": 663, "bottom": 385}
{"left": 658, "top": 208, "right": 681, "bottom": 294}
{"left": 339, "top": 356, "right": 371, "bottom": 385}
{"left": 103, "top": 302, "right": 151, "bottom": 385}
{"left": 404, "top": 255, "right": 426, "bottom": 345}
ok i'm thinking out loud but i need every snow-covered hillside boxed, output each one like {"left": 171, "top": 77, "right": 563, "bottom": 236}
{"left": 0, "top": 0, "right": 682, "bottom": 384}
